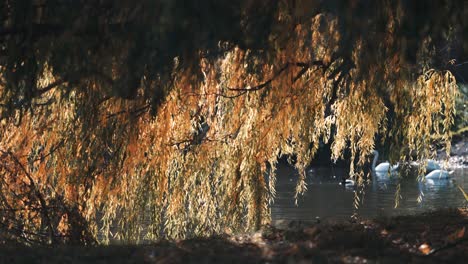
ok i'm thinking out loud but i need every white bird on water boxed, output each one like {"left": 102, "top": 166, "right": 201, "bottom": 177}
{"left": 372, "top": 150, "right": 399, "bottom": 173}
{"left": 410, "top": 159, "right": 441, "bottom": 172}
{"left": 425, "top": 159, "right": 441, "bottom": 171}
{"left": 425, "top": 169, "right": 454, "bottom": 180}
{"left": 339, "top": 150, "right": 396, "bottom": 187}
{"left": 339, "top": 178, "right": 355, "bottom": 187}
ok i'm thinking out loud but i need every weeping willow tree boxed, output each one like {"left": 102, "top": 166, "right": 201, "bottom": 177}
{"left": 0, "top": 0, "right": 465, "bottom": 244}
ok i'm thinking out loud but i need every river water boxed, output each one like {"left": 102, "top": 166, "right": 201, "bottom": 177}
{"left": 103, "top": 163, "right": 467, "bottom": 242}
{"left": 271, "top": 165, "right": 468, "bottom": 224}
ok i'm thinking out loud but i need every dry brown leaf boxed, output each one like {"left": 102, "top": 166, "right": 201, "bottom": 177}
{"left": 445, "top": 226, "right": 466, "bottom": 244}
{"left": 380, "top": 229, "right": 389, "bottom": 236}
{"left": 418, "top": 243, "right": 432, "bottom": 255}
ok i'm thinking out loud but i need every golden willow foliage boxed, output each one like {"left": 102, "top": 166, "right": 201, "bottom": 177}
{"left": 0, "top": 8, "right": 459, "bottom": 243}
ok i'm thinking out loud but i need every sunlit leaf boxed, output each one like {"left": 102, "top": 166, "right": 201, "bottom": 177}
{"left": 445, "top": 226, "right": 466, "bottom": 244}
{"left": 418, "top": 243, "right": 432, "bottom": 255}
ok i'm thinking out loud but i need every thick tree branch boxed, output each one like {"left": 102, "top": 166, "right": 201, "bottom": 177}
{"left": 226, "top": 61, "right": 326, "bottom": 95}
{"left": 34, "top": 80, "right": 64, "bottom": 97}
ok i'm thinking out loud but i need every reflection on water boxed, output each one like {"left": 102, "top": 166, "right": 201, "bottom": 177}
{"left": 271, "top": 165, "right": 468, "bottom": 223}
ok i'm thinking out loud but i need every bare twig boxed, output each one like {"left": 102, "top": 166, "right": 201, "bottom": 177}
{"left": 0, "top": 150, "right": 56, "bottom": 244}
{"left": 226, "top": 61, "right": 325, "bottom": 94}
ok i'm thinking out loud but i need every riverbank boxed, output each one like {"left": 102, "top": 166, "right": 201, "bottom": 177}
{"left": 1, "top": 208, "right": 467, "bottom": 263}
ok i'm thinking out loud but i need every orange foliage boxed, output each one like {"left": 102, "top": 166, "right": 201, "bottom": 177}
{"left": 0, "top": 4, "right": 459, "bottom": 244}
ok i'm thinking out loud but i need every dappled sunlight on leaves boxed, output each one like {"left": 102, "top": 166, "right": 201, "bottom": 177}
{"left": 0, "top": 1, "right": 463, "bottom": 244}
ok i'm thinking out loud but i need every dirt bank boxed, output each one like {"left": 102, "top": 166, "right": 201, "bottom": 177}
{"left": 1, "top": 208, "right": 467, "bottom": 263}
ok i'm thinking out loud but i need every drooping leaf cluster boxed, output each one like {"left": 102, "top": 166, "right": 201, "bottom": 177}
{"left": 0, "top": 0, "right": 464, "bottom": 244}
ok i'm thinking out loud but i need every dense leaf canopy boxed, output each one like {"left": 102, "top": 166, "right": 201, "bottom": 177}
{"left": 0, "top": 0, "right": 466, "bottom": 244}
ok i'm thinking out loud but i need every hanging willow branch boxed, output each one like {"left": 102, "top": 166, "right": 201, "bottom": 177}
{"left": 0, "top": 1, "right": 462, "bottom": 244}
